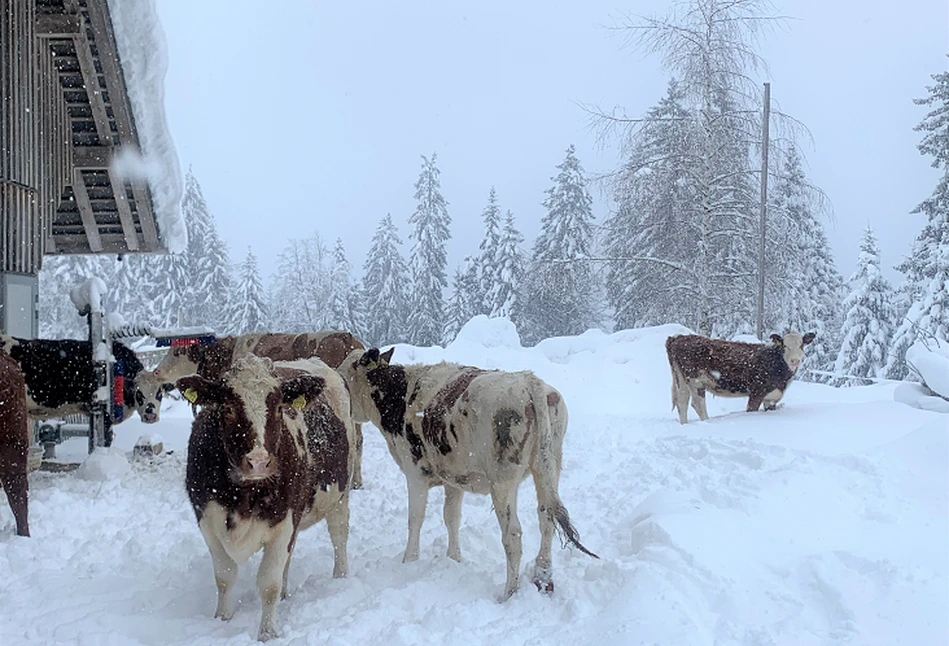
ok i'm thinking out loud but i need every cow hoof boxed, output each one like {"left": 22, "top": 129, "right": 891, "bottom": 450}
{"left": 351, "top": 480, "right": 363, "bottom": 490}
{"left": 497, "top": 587, "right": 517, "bottom": 603}
{"left": 257, "top": 625, "right": 279, "bottom": 642}
{"left": 402, "top": 552, "right": 419, "bottom": 563}
{"left": 214, "top": 609, "right": 234, "bottom": 622}
{"left": 533, "top": 578, "right": 555, "bottom": 595}
{"left": 447, "top": 549, "right": 462, "bottom": 563}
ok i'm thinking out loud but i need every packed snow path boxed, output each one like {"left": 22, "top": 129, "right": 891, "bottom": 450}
{"left": 1, "top": 321, "right": 945, "bottom": 645}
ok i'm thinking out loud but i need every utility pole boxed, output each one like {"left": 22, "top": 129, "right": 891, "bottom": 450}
{"left": 756, "top": 82, "right": 771, "bottom": 340}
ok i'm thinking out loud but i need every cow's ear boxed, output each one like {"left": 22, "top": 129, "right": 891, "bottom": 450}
{"left": 802, "top": 331, "right": 816, "bottom": 345}
{"left": 770, "top": 334, "right": 783, "bottom": 346}
{"left": 175, "top": 376, "right": 218, "bottom": 406}
{"left": 379, "top": 347, "right": 395, "bottom": 366}
{"left": 360, "top": 348, "right": 381, "bottom": 370}
{"left": 161, "top": 382, "right": 175, "bottom": 393}
{"left": 281, "top": 375, "right": 325, "bottom": 409}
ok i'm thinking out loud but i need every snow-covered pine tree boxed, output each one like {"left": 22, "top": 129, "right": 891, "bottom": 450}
{"left": 599, "top": 1, "right": 789, "bottom": 335}
{"left": 406, "top": 153, "right": 451, "bottom": 347}
{"left": 327, "top": 238, "right": 361, "bottom": 334}
{"left": 886, "top": 67, "right": 949, "bottom": 378}
{"left": 518, "top": 145, "right": 598, "bottom": 345}
{"left": 267, "top": 233, "right": 333, "bottom": 333}
{"left": 605, "top": 79, "right": 698, "bottom": 329}
{"left": 768, "top": 146, "right": 845, "bottom": 379}
{"left": 180, "top": 169, "right": 233, "bottom": 333}
{"left": 107, "top": 253, "right": 153, "bottom": 326}
{"left": 472, "top": 187, "right": 502, "bottom": 317}
{"left": 485, "top": 210, "right": 525, "bottom": 320}
{"left": 443, "top": 259, "right": 480, "bottom": 344}
{"left": 362, "top": 214, "right": 411, "bottom": 346}
{"left": 232, "top": 247, "right": 268, "bottom": 334}
{"left": 145, "top": 251, "right": 190, "bottom": 328}
{"left": 834, "top": 226, "right": 897, "bottom": 385}
{"left": 38, "top": 254, "right": 116, "bottom": 338}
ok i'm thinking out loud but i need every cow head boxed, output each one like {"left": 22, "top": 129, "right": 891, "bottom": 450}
{"left": 769, "top": 331, "right": 816, "bottom": 372}
{"left": 338, "top": 347, "right": 395, "bottom": 423}
{"left": 133, "top": 370, "right": 175, "bottom": 424}
{"left": 175, "top": 356, "right": 325, "bottom": 484}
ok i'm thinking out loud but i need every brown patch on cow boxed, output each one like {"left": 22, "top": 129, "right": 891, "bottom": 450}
{"left": 315, "top": 332, "right": 364, "bottom": 369}
{"left": 404, "top": 422, "right": 425, "bottom": 463}
{"left": 0, "top": 353, "right": 30, "bottom": 536}
{"left": 493, "top": 409, "right": 522, "bottom": 453}
{"left": 188, "top": 337, "right": 238, "bottom": 381}
{"left": 546, "top": 391, "right": 560, "bottom": 407}
{"left": 421, "top": 369, "right": 485, "bottom": 455}
{"left": 303, "top": 399, "right": 350, "bottom": 492}
{"left": 366, "top": 365, "right": 408, "bottom": 437}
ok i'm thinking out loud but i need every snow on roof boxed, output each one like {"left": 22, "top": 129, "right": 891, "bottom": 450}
{"left": 106, "top": 0, "right": 186, "bottom": 254}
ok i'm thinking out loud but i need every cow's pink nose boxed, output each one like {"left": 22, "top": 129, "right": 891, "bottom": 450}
{"left": 242, "top": 448, "right": 273, "bottom": 478}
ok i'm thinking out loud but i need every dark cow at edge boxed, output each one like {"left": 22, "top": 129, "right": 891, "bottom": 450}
{"left": 136, "top": 330, "right": 366, "bottom": 487}
{"left": 338, "top": 347, "right": 598, "bottom": 601}
{"left": 0, "top": 354, "right": 30, "bottom": 536}
{"left": 666, "top": 331, "right": 816, "bottom": 424}
{"left": 181, "top": 355, "right": 355, "bottom": 642}
{"left": 0, "top": 335, "right": 144, "bottom": 439}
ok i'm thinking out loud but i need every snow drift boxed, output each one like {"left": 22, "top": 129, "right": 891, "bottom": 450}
{"left": 0, "top": 320, "right": 945, "bottom": 645}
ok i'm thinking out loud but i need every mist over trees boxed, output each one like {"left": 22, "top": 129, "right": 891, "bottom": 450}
{"left": 33, "top": 6, "right": 945, "bottom": 385}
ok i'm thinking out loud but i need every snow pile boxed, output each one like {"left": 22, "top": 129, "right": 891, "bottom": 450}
{"left": 68, "top": 276, "right": 108, "bottom": 314}
{"left": 106, "top": 0, "right": 186, "bottom": 253}
{"left": 76, "top": 447, "right": 131, "bottom": 481}
{"left": 0, "top": 324, "right": 945, "bottom": 645}
{"left": 906, "top": 338, "right": 949, "bottom": 400}
{"left": 448, "top": 315, "right": 522, "bottom": 351}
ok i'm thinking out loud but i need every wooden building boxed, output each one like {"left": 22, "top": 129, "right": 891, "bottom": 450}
{"left": 1, "top": 0, "right": 181, "bottom": 337}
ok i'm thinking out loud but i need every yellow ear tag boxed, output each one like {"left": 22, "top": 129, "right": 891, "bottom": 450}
{"left": 183, "top": 388, "right": 198, "bottom": 403}
{"left": 291, "top": 395, "right": 307, "bottom": 410}
{"left": 365, "top": 360, "right": 378, "bottom": 371}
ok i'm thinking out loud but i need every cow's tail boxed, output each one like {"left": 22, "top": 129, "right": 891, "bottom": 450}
{"left": 531, "top": 379, "right": 599, "bottom": 559}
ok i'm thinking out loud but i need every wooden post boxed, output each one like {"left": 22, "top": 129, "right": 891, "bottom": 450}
{"left": 756, "top": 82, "right": 771, "bottom": 340}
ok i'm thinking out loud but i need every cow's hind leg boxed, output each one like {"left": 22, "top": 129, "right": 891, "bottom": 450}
{"left": 747, "top": 392, "right": 766, "bottom": 412}
{"left": 0, "top": 472, "right": 29, "bottom": 537}
{"left": 530, "top": 471, "right": 557, "bottom": 594}
{"left": 443, "top": 485, "right": 464, "bottom": 562}
{"left": 403, "top": 475, "right": 430, "bottom": 563}
{"left": 256, "top": 520, "right": 294, "bottom": 642}
{"left": 490, "top": 483, "right": 522, "bottom": 601}
{"left": 198, "top": 524, "right": 238, "bottom": 621}
{"left": 673, "top": 376, "right": 691, "bottom": 424}
{"left": 690, "top": 387, "right": 709, "bottom": 421}
{"left": 325, "top": 494, "right": 350, "bottom": 578}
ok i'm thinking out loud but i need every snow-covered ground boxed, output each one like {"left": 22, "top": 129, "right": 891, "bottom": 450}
{"left": 1, "top": 319, "right": 946, "bottom": 645}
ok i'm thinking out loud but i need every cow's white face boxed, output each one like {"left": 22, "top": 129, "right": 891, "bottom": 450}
{"left": 134, "top": 370, "right": 174, "bottom": 424}
{"left": 771, "top": 331, "right": 816, "bottom": 372}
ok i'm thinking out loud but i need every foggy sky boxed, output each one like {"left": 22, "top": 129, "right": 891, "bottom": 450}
{"left": 155, "top": 0, "right": 947, "bottom": 291}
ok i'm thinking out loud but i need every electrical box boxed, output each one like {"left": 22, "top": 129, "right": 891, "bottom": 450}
{"left": 0, "top": 273, "right": 39, "bottom": 338}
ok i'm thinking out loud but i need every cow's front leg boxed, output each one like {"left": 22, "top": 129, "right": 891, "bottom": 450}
{"left": 762, "top": 389, "right": 783, "bottom": 411}
{"left": 490, "top": 483, "right": 522, "bottom": 601}
{"left": 403, "top": 475, "right": 430, "bottom": 562}
{"left": 325, "top": 494, "right": 350, "bottom": 578}
{"left": 256, "top": 520, "right": 294, "bottom": 642}
{"left": 351, "top": 423, "right": 364, "bottom": 489}
{"left": 443, "top": 485, "right": 464, "bottom": 562}
{"left": 198, "top": 522, "right": 238, "bottom": 621}
{"left": 280, "top": 525, "right": 300, "bottom": 600}
{"left": 747, "top": 392, "right": 766, "bottom": 412}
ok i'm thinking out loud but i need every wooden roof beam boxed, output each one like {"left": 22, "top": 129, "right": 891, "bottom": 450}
{"left": 71, "top": 169, "right": 104, "bottom": 252}
{"left": 71, "top": 29, "right": 112, "bottom": 145}
{"left": 132, "top": 182, "right": 160, "bottom": 249}
{"left": 109, "top": 173, "right": 140, "bottom": 251}
{"left": 36, "top": 13, "right": 82, "bottom": 38}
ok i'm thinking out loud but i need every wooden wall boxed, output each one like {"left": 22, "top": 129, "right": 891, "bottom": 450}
{"left": 1, "top": 0, "right": 44, "bottom": 275}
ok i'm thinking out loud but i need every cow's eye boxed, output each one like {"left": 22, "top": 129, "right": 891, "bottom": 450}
{"left": 156, "top": 391, "right": 163, "bottom": 401}
{"left": 135, "top": 391, "right": 145, "bottom": 406}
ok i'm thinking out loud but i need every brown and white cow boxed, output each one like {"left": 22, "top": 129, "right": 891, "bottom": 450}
{"left": 137, "top": 330, "right": 366, "bottom": 488}
{"left": 0, "top": 353, "right": 30, "bottom": 537}
{"left": 337, "top": 347, "right": 598, "bottom": 601}
{"left": 666, "top": 331, "right": 816, "bottom": 424}
{"left": 179, "top": 355, "right": 355, "bottom": 642}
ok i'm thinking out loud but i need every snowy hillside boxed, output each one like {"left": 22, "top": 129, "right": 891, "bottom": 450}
{"left": 1, "top": 318, "right": 946, "bottom": 645}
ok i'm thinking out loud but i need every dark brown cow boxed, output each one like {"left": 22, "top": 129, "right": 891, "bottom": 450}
{"left": 180, "top": 355, "right": 355, "bottom": 642}
{"left": 136, "top": 331, "right": 366, "bottom": 487}
{"left": 666, "top": 331, "right": 816, "bottom": 424}
{"left": 0, "top": 353, "right": 30, "bottom": 537}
